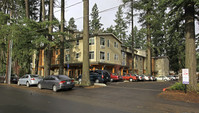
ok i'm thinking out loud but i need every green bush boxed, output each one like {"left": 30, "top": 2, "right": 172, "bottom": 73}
{"left": 169, "top": 82, "right": 186, "bottom": 91}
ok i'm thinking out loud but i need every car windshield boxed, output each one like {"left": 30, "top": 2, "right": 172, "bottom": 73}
{"left": 30, "top": 75, "right": 39, "bottom": 78}
{"left": 57, "top": 75, "right": 70, "bottom": 80}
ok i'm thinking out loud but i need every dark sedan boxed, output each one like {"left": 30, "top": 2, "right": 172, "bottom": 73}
{"left": 38, "top": 75, "right": 75, "bottom": 92}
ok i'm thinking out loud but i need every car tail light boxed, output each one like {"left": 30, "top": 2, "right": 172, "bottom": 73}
{"left": 71, "top": 80, "right": 74, "bottom": 82}
{"left": 31, "top": 78, "right": 35, "bottom": 80}
{"left": 59, "top": 81, "right": 66, "bottom": 84}
{"left": 102, "top": 75, "right": 104, "bottom": 79}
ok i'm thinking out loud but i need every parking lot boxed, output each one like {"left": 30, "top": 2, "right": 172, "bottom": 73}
{"left": 1, "top": 81, "right": 199, "bottom": 113}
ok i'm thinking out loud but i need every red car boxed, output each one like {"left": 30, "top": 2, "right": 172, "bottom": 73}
{"left": 122, "top": 74, "right": 138, "bottom": 82}
{"left": 110, "top": 73, "right": 123, "bottom": 82}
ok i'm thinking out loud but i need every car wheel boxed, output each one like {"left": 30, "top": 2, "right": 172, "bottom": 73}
{"left": 26, "top": 82, "right": 30, "bottom": 87}
{"left": 129, "top": 78, "right": 133, "bottom": 82}
{"left": 53, "top": 85, "right": 57, "bottom": 92}
{"left": 164, "top": 79, "right": 167, "bottom": 81}
{"left": 110, "top": 79, "right": 113, "bottom": 82}
{"left": 17, "top": 81, "right": 20, "bottom": 86}
{"left": 95, "top": 79, "right": 99, "bottom": 83}
{"left": 38, "top": 83, "right": 42, "bottom": 89}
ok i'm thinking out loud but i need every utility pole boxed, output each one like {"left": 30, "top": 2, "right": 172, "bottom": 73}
{"left": 81, "top": 0, "right": 91, "bottom": 86}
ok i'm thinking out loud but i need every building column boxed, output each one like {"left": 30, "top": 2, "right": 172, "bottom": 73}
{"left": 112, "top": 68, "right": 115, "bottom": 74}
{"left": 102, "top": 66, "right": 104, "bottom": 70}
{"left": 126, "top": 69, "right": 129, "bottom": 74}
{"left": 92, "top": 67, "right": 95, "bottom": 71}
{"left": 121, "top": 68, "right": 124, "bottom": 76}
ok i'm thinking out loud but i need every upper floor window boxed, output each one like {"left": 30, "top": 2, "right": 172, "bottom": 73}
{"left": 122, "top": 52, "right": 125, "bottom": 58}
{"left": 65, "top": 54, "right": 70, "bottom": 61}
{"left": 114, "top": 42, "right": 118, "bottom": 48}
{"left": 107, "top": 40, "right": 110, "bottom": 47}
{"left": 100, "top": 51, "right": 105, "bottom": 60}
{"left": 89, "top": 37, "right": 94, "bottom": 45}
{"left": 76, "top": 53, "right": 79, "bottom": 59}
{"left": 114, "top": 54, "right": 118, "bottom": 60}
{"left": 76, "top": 40, "right": 79, "bottom": 45}
{"left": 76, "top": 34, "right": 80, "bottom": 38}
{"left": 100, "top": 37, "right": 105, "bottom": 46}
{"left": 89, "top": 51, "right": 94, "bottom": 59}
{"left": 107, "top": 53, "right": 110, "bottom": 61}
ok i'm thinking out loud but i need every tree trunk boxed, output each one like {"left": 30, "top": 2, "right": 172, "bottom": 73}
{"left": 131, "top": 0, "right": 134, "bottom": 74}
{"left": 42, "top": 0, "right": 45, "bottom": 21}
{"left": 146, "top": 11, "right": 151, "bottom": 75}
{"left": 59, "top": 0, "right": 65, "bottom": 75}
{"left": 25, "top": 0, "right": 29, "bottom": 19}
{"left": 184, "top": 2, "right": 197, "bottom": 91}
{"left": 81, "top": 0, "right": 91, "bottom": 86}
{"left": 44, "top": 0, "right": 53, "bottom": 76}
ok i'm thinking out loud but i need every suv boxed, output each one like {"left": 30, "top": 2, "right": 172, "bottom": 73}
{"left": 78, "top": 72, "right": 110, "bottom": 84}
{"left": 90, "top": 70, "right": 111, "bottom": 83}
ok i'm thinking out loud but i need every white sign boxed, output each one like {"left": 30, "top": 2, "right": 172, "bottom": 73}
{"left": 182, "top": 69, "right": 189, "bottom": 84}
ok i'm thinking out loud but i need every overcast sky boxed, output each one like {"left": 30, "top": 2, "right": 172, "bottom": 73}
{"left": 54, "top": 0, "right": 198, "bottom": 34}
{"left": 54, "top": 0, "right": 136, "bottom": 32}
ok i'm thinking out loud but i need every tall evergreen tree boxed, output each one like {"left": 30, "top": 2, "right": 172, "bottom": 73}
{"left": 90, "top": 3, "right": 103, "bottom": 34}
{"left": 67, "top": 17, "right": 77, "bottom": 30}
{"left": 160, "top": 0, "right": 199, "bottom": 91}
{"left": 114, "top": 6, "right": 127, "bottom": 43}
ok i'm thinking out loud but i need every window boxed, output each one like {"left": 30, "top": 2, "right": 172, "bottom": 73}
{"left": 100, "top": 52, "right": 105, "bottom": 60}
{"left": 107, "top": 40, "right": 110, "bottom": 47}
{"left": 76, "top": 53, "right": 79, "bottom": 59}
{"left": 122, "top": 52, "right": 125, "bottom": 58}
{"left": 65, "top": 54, "right": 70, "bottom": 61}
{"left": 76, "top": 40, "right": 79, "bottom": 45}
{"left": 100, "top": 37, "right": 105, "bottom": 46}
{"left": 114, "top": 42, "right": 118, "bottom": 48}
{"left": 114, "top": 54, "right": 118, "bottom": 60}
{"left": 89, "top": 51, "right": 94, "bottom": 59}
{"left": 76, "top": 34, "right": 80, "bottom": 38}
{"left": 107, "top": 53, "right": 110, "bottom": 61}
{"left": 89, "top": 37, "right": 94, "bottom": 45}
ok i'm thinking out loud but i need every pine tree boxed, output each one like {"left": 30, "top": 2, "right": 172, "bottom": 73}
{"left": 67, "top": 17, "right": 77, "bottom": 30}
{"left": 160, "top": 0, "right": 199, "bottom": 91}
{"left": 114, "top": 6, "right": 127, "bottom": 43}
{"left": 90, "top": 3, "right": 103, "bottom": 34}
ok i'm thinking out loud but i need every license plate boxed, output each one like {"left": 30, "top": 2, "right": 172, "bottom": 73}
{"left": 67, "top": 82, "right": 71, "bottom": 84}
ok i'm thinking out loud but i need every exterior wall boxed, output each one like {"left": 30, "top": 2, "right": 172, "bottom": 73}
{"left": 154, "top": 57, "right": 169, "bottom": 76}
{"left": 95, "top": 35, "right": 122, "bottom": 65}
{"left": 134, "top": 55, "right": 145, "bottom": 74}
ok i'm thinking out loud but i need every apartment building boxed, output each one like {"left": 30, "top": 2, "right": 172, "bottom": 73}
{"left": 32, "top": 31, "right": 169, "bottom": 77}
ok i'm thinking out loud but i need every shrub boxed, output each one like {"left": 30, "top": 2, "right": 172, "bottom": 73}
{"left": 169, "top": 82, "right": 186, "bottom": 91}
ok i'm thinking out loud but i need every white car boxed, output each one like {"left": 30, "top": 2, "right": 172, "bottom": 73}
{"left": 156, "top": 76, "right": 170, "bottom": 81}
{"left": 166, "top": 75, "right": 176, "bottom": 81}
{"left": 18, "top": 74, "right": 42, "bottom": 87}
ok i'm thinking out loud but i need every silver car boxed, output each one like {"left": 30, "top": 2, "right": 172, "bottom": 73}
{"left": 18, "top": 74, "right": 42, "bottom": 87}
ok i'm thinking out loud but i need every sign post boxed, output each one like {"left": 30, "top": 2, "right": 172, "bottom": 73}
{"left": 182, "top": 69, "right": 189, "bottom": 93}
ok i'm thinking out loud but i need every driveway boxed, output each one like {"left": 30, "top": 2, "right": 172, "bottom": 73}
{"left": 0, "top": 81, "right": 198, "bottom": 113}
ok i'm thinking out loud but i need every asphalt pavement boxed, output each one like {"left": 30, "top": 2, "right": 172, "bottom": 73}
{"left": 0, "top": 81, "right": 199, "bottom": 113}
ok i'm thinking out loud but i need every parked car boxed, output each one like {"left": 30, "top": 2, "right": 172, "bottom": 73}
{"left": 110, "top": 73, "right": 123, "bottom": 82}
{"left": 11, "top": 74, "right": 19, "bottom": 84}
{"left": 79, "top": 72, "right": 109, "bottom": 84}
{"left": 123, "top": 74, "right": 138, "bottom": 82}
{"left": 135, "top": 74, "right": 145, "bottom": 81}
{"left": 148, "top": 75, "right": 156, "bottom": 81}
{"left": 90, "top": 70, "right": 111, "bottom": 83}
{"left": 174, "top": 75, "right": 179, "bottom": 80}
{"left": 18, "top": 74, "right": 42, "bottom": 87}
{"left": 166, "top": 75, "right": 176, "bottom": 81}
{"left": 156, "top": 76, "right": 170, "bottom": 81}
{"left": 140, "top": 75, "right": 150, "bottom": 81}
{"left": 38, "top": 75, "right": 74, "bottom": 92}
